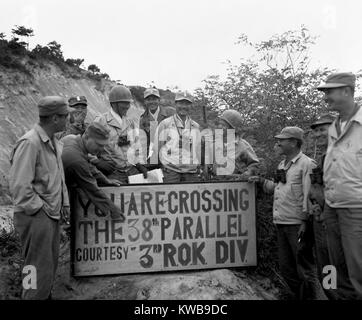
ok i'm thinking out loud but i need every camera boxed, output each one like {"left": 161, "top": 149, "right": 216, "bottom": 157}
{"left": 310, "top": 167, "right": 323, "bottom": 185}
{"left": 274, "top": 169, "right": 287, "bottom": 184}
{"left": 117, "top": 135, "right": 130, "bottom": 147}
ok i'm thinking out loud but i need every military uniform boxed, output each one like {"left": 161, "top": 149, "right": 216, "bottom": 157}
{"left": 212, "top": 134, "right": 260, "bottom": 180}
{"left": 317, "top": 73, "right": 362, "bottom": 299}
{"left": 56, "top": 95, "right": 88, "bottom": 139}
{"left": 9, "top": 96, "right": 70, "bottom": 299}
{"left": 92, "top": 111, "right": 141, "bottom": 183}
{"left": 155, "top": 113, "right": 201, "bottom": 183}
{"left": 61, "top": 124, "right": 124, "bottom": 220}
{"left": 139, "top": 105, "right": 175, "bottom": 168}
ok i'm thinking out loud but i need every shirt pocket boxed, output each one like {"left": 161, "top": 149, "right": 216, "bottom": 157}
{"left": 291, "top": 183, "right": 303, "bottom": 203}
{"left": 356, "top": 150, "right": 362, "bottom": 176}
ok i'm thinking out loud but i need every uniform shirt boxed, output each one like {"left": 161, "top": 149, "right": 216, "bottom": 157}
{"left": 263, "top": 152, "right": 316, "bottom": 224}
{"left": 324, "top": 104, "right": 362, "bottom": 208}
{"left": 139, "top": 106, "right": 176, "bottom": 164}
{"left": 309, "top": 153, "right": 325, "bottom": 209}
{"left": 61, "top": 135, "right": 121, "bottom": 216}
{"left": 154, "top": 114, "right": 201, "bottom": 173}
{"left": 9, "top": 124, "right": 69, "bottom": 219}
{"left": 93, "top": 111, "right": 140, "bottom": 168}
{"left": 213, "top": 133, "right": 260, "bottom": 176}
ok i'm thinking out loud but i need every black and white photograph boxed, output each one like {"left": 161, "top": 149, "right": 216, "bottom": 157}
{"left": 0, "top": 0, "right": 361, "bottom": 309}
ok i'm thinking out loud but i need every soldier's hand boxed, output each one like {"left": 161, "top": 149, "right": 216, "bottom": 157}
{"left": 62, "top": 206, "right": 71, "bottom": 225}
{"left": 111, "top": 210, "right": 125, "bottom": 222}
{"left": 106, "top": 179, "right": 121, "bottom": 187}
{"left": 248, "top": 176, "right": 264, "bottom": 184}
{"left": 311, "top": 203, "right": 322, "bottom": 221}
{"left": 136, "top": 163, "right": 148, "bottom": 178}
{"left": 297, "top": 221, "right": 306, "bottom": 242}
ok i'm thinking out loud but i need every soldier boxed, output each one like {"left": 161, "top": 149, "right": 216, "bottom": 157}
{"left": 211, "top": 109, "right": 260, "bottom": 180}
{"left": 154, "top": 91, "right": 201, "bottom": 183}
{"left": 9, "top": 96, "right": 70, "bottom": 299}
{"left": 316, "top": 72, "right": 362, "bottom": 298}
{"left": 249, "top": 127, "right": 317, "bottom": 299}
{"left": 91, "top": 85, "right": 147, "bottom": 183}
{"left": 61, "top": 123, "right": 125, "bottom": 221}
{"left": 139, "top": 87, "right": 175, "bottom": 169}
{"left": 308, "top": 113, "right": 338, "bottom": 300}
{"left": 56, "top": 95, "right": 88, "bottom": 139}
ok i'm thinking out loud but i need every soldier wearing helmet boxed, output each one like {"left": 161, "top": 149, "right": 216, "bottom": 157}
{"left": 212, "top": 109, "right": 260, "bottom": 180}
{"left": 139, "top": 87, "right": 175, "bottom": 169}
{"left": 153, "top": 91, "right": 202, "bottom": 183}
{"left": 91, "top": 85, "right": 145, "bottom": 183}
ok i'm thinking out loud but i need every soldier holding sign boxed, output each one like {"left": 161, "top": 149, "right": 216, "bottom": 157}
{"left": 91, "top": 85, "right": 147, "bottom": 183}
{"left": 212, "top": 109, "right": 260, "bottom": 180}
{"left": 62, "top": 123, "right": 125, "bottom": 221}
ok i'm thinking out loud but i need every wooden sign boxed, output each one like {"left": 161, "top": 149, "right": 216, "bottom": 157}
{"left": 71, "top": 181, "right": 256, "bottom": 276}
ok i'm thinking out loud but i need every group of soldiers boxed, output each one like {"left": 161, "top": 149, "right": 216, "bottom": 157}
{"left": 8, "top": 71, "right": 362, "bottom": 300}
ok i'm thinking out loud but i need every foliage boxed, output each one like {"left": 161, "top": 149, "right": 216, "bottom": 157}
{"left": 197, "top": 26, "right": 337, "bottom": 174}
{"left": 11, "top": 25, "right": 34, "bottom": 50}
{"left": 65, "top": 58, "right": 84, "bottom": 68}
{"left": 88, "top": 64, "right": 101, "bottom": 74}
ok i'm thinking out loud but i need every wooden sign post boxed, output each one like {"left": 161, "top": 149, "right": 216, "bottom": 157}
{"left": 71, "top": 181, "right": 257, "bottom": 276}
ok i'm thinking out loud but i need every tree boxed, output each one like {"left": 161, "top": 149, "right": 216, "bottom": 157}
{"left": 11, "top": 25, "right": 34, "bottom": 49}
{"left": 88, "top": 64, "right": 100, "bottom": 74}
{"left": 197, "top": 26, "right": 337, "bottom": 173}
{"left": 46, "top": 41, "right": 64, "bottom": 60}
{"left": 65, "top": 58, "right": 84, "bottom": 68}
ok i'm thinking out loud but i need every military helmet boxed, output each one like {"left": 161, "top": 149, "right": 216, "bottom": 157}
{"left": 220, "top": 109, "right": 243, "bottom": 129}
{"left": 109, "top": 85, "right": 132, "bottom": 103}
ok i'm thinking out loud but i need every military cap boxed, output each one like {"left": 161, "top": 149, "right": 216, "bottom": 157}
{"left": 275, "top": 126, "right": 304, "bottom": 141}
{"left": 310, "top": 113, "right": 336, "bottom": 129}
{"left": 86, "top": 122, "right": 110, "bottom": 144}
{"left": 175, "top": 91, "right": 193, "bottom": 103}
{"left": 38, "top": 96, "right": 70, "bottom": 116}
{"left": 316, "top": 72, "right": 356, "bottom": 90}
{"left": 68, "top": 95, "right": 87, "bottom": 107}
{"left": 144, "top": 88, "right": 160, "bottom": 99}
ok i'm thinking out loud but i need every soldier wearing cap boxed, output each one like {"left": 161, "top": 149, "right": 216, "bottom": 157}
{"left": 316, "top": 72, "right": 362, "bottom": 298}
{"left": 62, "top": 95, "right": 88, "bottom": 136}
{"left": 249, "top": 126, "right": 317, "bottom": 299}
{"left": 308, "top": 113, "right": 339, "bottom": 300}
{"left": 92, "top": 85, "right": 145, "bottom": 183}
{"left": 139, "top": 88, "right": 175, "bottom": 169}
{"left": 153, "top": 91, "right": 201, "bottom": 183}
{"left": 61, "top": 123, "right": 125, "bottom": 221}
{"left": 9, "top": 96, "right": 71, "bottom": 299}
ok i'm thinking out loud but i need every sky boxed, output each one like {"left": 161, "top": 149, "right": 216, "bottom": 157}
{"left": 1, "top": 0, "right": 362, "bottom": 91}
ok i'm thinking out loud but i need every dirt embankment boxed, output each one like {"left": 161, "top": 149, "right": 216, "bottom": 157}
{"left": 0, "top": 61, "right": 143, "bottom": 199}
